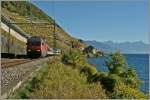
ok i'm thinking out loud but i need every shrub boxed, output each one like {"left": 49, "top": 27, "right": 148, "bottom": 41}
{"left": 105, "top": 52, "right": 142, "bottom": 88}
{"left": 103, "top": 51, "right": 148, "bottom": 99}
{"left": 111, "top": 81, "right": 148, "bottom": 99}
{"left": 105, "top": 51, "right": 128, "bottom": 75}
{"left": 100, "top": 74, "right": 120, "bottom": 92}
{"left": 80, "top": 65, "right": 97, "bottom": 76}
{"left": 122, "top": 68, "right": 141, "bottom": 89}
{"left": 61, "top": 49, "right": 86, "bottom": 68}
{"left": 14, "top": 88, "right": 29, "bottom": 99}
{"left": 89, "top": 72, "right": 108, "bottom": 83}
{"left": 61, "top": 53, "right": 72, "bottom": 65}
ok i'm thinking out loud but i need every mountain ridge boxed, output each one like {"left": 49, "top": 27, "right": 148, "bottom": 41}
{"left": 84, "top": 40, "right": 148, "bottom": 54}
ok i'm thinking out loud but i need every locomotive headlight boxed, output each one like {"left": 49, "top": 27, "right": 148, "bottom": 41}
{"left": 37, "top": 50, "right": 41, "bottom": 52}
{"left": 28, "top": 50, "right": 31, "bottom": 52}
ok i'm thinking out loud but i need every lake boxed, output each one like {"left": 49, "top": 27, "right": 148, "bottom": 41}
{"left": 87, "top": 54, "right": 149, "bottom": 93}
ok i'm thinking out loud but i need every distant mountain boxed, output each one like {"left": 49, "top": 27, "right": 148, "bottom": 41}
{"left": 84, "top": 40, "right": 149, "bottom": 54}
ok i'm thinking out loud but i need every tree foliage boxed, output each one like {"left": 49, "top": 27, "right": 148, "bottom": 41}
{"left": 105, "top": 51, "right": 128, "bottom": 75}
{"left": 102, "top": 51, "right": 148, "bottom": 99}
{"left": 61, "top": 50, "right": 148, "bottom": 99}
{"left": 83, "top": 45, "right": 94, "bottom": 53}
{"left": 105, "top": 52, "right": 141, "bottom": 88}
{"left": 61, "top": 49, "right": 86, "bottom": 67}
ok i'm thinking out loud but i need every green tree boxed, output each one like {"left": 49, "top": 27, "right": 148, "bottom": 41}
{"left": 83, "top": 45, "right": 94, "bottom": 53}
{"left": 105, "top": 51, "right": 128, "bottom": 75}
{"left": 123, "top": 68, "right": 141, "bottom": 89}
{"left": 105, "top": 52, "right": 141, "bottom": 88}
{"left": 61, "top": 49, "right": 86, "bottom": 67}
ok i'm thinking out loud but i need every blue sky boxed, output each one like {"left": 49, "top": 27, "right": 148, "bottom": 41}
{"left": 32, "top": 0, "right": 148, "bottom": 43}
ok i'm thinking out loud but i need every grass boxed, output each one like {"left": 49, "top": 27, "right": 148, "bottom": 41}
{"left": 12, "top": 58, "right": 107, "bottom": 99}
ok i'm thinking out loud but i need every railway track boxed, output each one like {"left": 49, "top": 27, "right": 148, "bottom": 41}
{"left": 1, "top": 58, "right": 49, "bottom": 68}
{"left": 1, "top": 59, "right": 31, "bottom": 68}
{"left": 1, "top": 57, "right": 52, "bottom": 98}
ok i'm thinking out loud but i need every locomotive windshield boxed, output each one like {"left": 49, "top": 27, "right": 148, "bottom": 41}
{"left": 28, "top": 42, "right": 41, "bottom": 46}
{"left": 27, "top": 37, "right": 41, "bottom": 46}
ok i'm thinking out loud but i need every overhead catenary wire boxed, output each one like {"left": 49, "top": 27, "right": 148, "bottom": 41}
{"left": 52, "top": 1, "right": 57, "bottom": 52}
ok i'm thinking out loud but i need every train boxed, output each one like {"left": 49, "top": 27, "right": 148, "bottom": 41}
{"left": 1, "top": 35, "right": 26, "bottom": 58}
{"left": 1, "top": 35, "right": 61, "bottom": 58}
{"left": 1, "top": 14, "right": 60, "bottom": 58}
{"left": 26, "top": 36, "right": 48, "bottom": 58}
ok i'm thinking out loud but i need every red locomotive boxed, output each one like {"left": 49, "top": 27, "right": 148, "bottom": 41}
{"left": 26, "top": 36, "right": 48, "bottom": 58}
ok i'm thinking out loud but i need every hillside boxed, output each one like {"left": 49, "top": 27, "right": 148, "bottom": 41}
{"left": 84, "top": 40, "right": 148, "bottom": 54}
{"left": 1, "top": 1, "right": 85, "bottom": 53}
